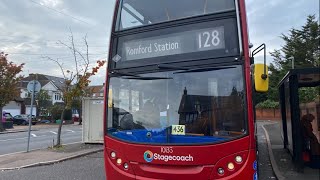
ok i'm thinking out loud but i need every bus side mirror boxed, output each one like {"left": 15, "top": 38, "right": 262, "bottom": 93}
{"left": 254, "top": 64, "right": 269, "bottom": 92}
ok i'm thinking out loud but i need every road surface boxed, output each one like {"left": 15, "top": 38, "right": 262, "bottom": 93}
{"left": 0, "top": 152, "right": 105, "bottom": 180}
{"left": 0, "top": 125, "right": 82, "bottom": 155}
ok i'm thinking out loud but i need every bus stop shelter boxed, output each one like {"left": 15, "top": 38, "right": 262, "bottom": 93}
{"left": 278, "top": 67, "right": 320, "bottom": 169}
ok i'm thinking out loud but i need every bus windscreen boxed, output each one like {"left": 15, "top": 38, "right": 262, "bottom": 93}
{"left": 117, "top": 0, "right": 236, "bottom": 30}
{"left": 107, "top": 65, "right": 247, "bottom": 145}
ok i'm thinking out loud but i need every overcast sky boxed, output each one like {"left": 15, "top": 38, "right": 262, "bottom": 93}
{"left": 0, "top": 0, "right": 319, "bottom": 85}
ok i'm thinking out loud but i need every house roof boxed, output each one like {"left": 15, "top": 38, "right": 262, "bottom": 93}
{"left": 20, "top": 74, "right": 65, "bottom": 90}
{"left": 13, "top": 97, "right": 24, "bottom": 102}
{"left": 178, "top": 88, "right": 213, "bottom": 113}
{"left": 87, "top": 85, "right": 104, "bottom": 94}
{"left": 44, "top": 75, "right": 65, "bottom": 90}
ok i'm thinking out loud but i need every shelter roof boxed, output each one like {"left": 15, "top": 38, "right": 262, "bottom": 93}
{"left": 278, "top": 67, "right": 320, "bottom": 87}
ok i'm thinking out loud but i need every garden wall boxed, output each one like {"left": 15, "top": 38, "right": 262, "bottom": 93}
{"left": 255, "top": 108, "right": 281, "bottom": 121}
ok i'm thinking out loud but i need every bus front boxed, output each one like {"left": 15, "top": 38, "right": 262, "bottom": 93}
{"left": 104, "top": 0, "right": 257, "bottom": 179}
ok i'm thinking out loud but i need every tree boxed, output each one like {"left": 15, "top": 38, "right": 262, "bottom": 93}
{"left": 0, "top": 52, "right": 24, "bottom": 131}
{"left": 49, "top": 103, "right": 64, "bottom": 121}
{"left": 267, "top": 15, "right": 319, "bottom": 102}
{"left": 36, "top": 89, "right": 52, "bottom": 118}
{"left": 47, "top": 32, "right": 105, "bottom": 146}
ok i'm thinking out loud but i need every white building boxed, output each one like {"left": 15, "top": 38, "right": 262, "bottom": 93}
{"left": 2, "top": 98, "right": 24, "bottom": 116}
{"left": 4, "top": 74, "right": 65, "bottom": 116}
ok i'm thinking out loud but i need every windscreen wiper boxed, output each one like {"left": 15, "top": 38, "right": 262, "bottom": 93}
{"left": 122, "top": 76, "right": 173, "bottom": 80}
{"left": 157, "top": 64, "right": 189, "bottom": 70}
{"left": 109, "top": 70, "right": 141, "bottom": 77}
{"left": 110, "top": 70, "right": 172, "bottom": 80}
{"left": 174, "top": 66, "right": 236, "bottom": 74}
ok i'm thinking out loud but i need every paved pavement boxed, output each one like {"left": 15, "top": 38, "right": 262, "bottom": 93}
{"left": 0, "top": 143, "right": 103, "bottom": 171}
{"left": 257, "top": 121, "right": 277, "bottom": 179}
{"left": 0, "top": 146, "right": 104, "bottom": 180}
{"left": 0, "top": 151, "right": 105, "bottom": 180}
{"left": 0, "top": 123, "right": 82, "bottom": 155}
{"left": 259, "top": 120, "right": 320, "bottom": 180}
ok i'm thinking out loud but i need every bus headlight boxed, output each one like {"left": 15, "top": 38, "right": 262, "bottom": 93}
{"left": 116, "top": 158, "right": 122, "bottom": 165}
{"left": 123, "top": 163, "right": 129, "bottom": 170}
{"left": 227, "top": 162, "right": 235, "bottom": 170}
{"left": 235, "top": 156, "right": 242, "bottom": 163}
{"left": 217, "top": 168, "right": 224, "bottom": 175}
{"left": 111, "top": 152, "right": 116, "bottom": 158}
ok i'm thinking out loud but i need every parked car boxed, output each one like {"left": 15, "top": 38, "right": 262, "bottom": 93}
{"left": 72, "top": 109, "right": 79, "bottom": 122}
{"left": 72, "top": 113, "right": 79, "bottom": 122}
{"left": 39, "top": 119, "right": 51, "bottom": 124}
{"left": 13, "top": 114, "right": 38, "bottom": 125}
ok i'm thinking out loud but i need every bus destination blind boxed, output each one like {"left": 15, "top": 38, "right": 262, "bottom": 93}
{"left": 121, "top": 26, "right": 225, "bottom": 61}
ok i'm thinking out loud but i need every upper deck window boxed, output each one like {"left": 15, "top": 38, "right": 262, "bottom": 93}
{"left": 117, "top": 0, "right": 236, "bottom": 31}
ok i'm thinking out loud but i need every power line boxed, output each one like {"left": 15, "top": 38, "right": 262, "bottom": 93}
{"left": 6, "top": 52, "right": 107, "bottom": 56}
{"left": 10, "top": 57, "right": 108, "bottom": 64}
{"left": 28, "top": 0, "right": 90, "bottom": 25}
{"left": 0, "top": 35, "right": 108, "bottom": 43}
{"left": 0, "top": 39, "right": 108, "bottom": 47}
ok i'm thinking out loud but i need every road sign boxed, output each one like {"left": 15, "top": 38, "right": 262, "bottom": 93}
{"left": 27, "top": 80, "right": 41, "bottom": 93}
{"left": 26, "top": 80, "right": 41, "bottom": 152}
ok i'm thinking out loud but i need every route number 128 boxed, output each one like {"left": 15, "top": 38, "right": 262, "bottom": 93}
{"left": 198, "top": 30, "right": 221, "bottom": 49}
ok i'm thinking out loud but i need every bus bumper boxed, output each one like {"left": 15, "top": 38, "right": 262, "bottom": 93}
{"left": 105, "top": 149, "right": 258, "bottom": 180}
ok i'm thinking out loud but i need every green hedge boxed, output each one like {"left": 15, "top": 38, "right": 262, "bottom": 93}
{"left": 63, "top": 109, "right": 72, "bottom": 120}
{"left": 256, "top": 100, "right": 279, "bottom": 109}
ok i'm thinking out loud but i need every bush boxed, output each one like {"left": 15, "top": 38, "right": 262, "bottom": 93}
{"left": 299, "top": 87, "right": 320, "bottom": 103}
{"left": 49, "top": 104, "right": 64, "bottom": 120}
{"left": 256, "top": 100, "right": 279, "bottom": 109}
{"left": 63, "top": 109, "right": 72, "bottom": 120}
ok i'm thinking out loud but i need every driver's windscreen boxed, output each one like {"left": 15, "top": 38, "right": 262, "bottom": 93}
{"left": 107, "top": 65, "right": 247, "bottom": 145}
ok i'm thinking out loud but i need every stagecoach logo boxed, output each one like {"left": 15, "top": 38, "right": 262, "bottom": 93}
{"left": 144, "top": 150, "right": 154, "bottom": 162}
{"left": 143, "top": 150, "right": 194, "bottom": 163}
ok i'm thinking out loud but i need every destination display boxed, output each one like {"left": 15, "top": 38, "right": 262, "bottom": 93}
{"left": 121, "top": 26, "right": 225, "bottom": 61}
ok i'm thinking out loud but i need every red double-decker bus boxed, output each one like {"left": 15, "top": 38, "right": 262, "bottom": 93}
{"left": 104, "top": 0, "right": 268, "bottom": 179}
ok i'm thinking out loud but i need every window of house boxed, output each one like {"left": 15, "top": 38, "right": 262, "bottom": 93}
{"left": 54, "top": 93, "right": 61, "bottom": 100}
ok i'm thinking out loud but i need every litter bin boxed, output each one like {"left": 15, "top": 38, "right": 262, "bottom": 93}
{"left": 3, "top": 121, "right": 13, "bottom": 129}
{"left": 56, "top": 119, "right": 61, "bottom": 124}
